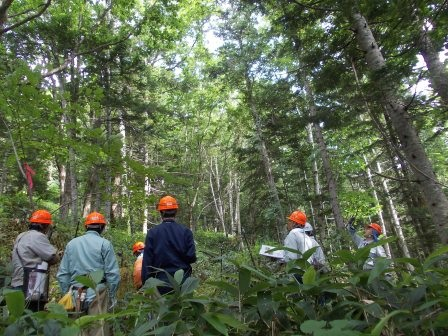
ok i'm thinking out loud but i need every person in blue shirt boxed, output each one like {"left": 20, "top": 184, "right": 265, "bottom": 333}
{"left": 141, "top": 195, "right": 197, "bottom": 295}
{"left": 57, "top": 212, "right": 120, "bottom": 335}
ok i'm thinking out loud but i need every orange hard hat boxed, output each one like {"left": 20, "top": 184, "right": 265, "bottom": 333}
{"left": 132, "top": 241, "right": 145, "bottom": 254}
{"left": 84, "top": 212, "right": 106, "bottom": 226}
{"left": 29, "top": 210, "right": 52, "bottom": 225}
{"left": 287, "top": 211, "right": 307, "bottom": 226}
{"left": 157, "top": 195, "right": 179, "bottom": 211}
{"left": 367, "top": 223, "right": 382, "bottom": 235}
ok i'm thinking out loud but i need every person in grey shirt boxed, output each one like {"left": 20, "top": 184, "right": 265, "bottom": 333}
{"left": 11, "top": 209, "right": 59, "bottom": 311}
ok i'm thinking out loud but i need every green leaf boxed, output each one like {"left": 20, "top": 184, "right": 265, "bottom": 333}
{"left": 367, "top": 258, "right": 392, "bottom": 284}
{"left": 202, "top": 312, "right": 229, "bottom": 336}
{"left": 213, "top": 313, "right": 248, "bottom": 330}
{"left": 302, "top": 266, "right": 317, "bottom": 285}
{"left": 238, "top": 267, "right": 251, "bottom": 295}
{"left": 180, "top": 277, "right": 199, "bottom": 296}
{"left": 89, "top": 270, "right": 105, "bottom": 284}
{"left": 4, "top": 289, "right": 25, "bottom": 318}
{"left": 406, "top": 285, "right": 427, "bottom": 306}
{"left": 149, "top": 322, "right": 177, "bottom": 336}
{"left": 240, "top": 264, "right": 275, "bottom": 282}
{"left": 423, "top": 246, "right": 448, "bottom": 269}
{"left": 130, "top": 320, "right": 158, "bottom": 336}
{"left": 74, "top": 275, "right": 96, "bottom": 290}
{"left": 207, "top": 281, "right": 239, "bottom": 296}
{"left": 370, "top": 310, "right": 409, "bottom": 336}
{"left": 300, "top": 320, "right": 327, "bottom": 333}
{"left": 257, "top": 290, "right": 274, "bottom": 322}
{"left": 174, "top": 269, "right": 185, "bottom": 285}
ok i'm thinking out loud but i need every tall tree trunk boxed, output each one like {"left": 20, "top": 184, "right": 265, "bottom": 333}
{"left": 363, "top": 155, "right": 392, "bottom": 258}
{"left": 209, "top": 157, "right": 226, "bottom": 235}
{"left": 418, "top": 27, "right": 448, "bottom": 106}
{"left": 103, "top": 66, "right": 112, "bottom": 226}
{"left": 306, "top": 123, "right": 326, "bottom": 239}
{"left": 376, "top": 160, "right": 414, "bottom": 271}
{"left": 303, "top": 78, "right": 345, "bottom": 229}
{"left": 352, "top": 12, "right": 448, "bottom": 244}
{"left": 0, "top": 149, "right": 8, "bottom": 194}
{"left": 68, "top": 55, "right": 79, "bottom": 226}
{"left": 142, "top": 144, "right": 152, "bottom": 233}
{"left": 245, "top": 75, "right": 285, "bottom": 240}
{"left": 229, "top": 171, "right": 235, "bottom": 235}
{"left": 118, "top": 109, "right": 130, "bottom": 233}
{"left": 234, "top": 175, "right": 243, "bottom": 248}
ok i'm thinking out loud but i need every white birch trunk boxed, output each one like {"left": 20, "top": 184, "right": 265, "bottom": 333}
{"left": 143, "top": 145, "right": 151, "bottom": 233}
{"left": 377, "top": 161, "right": 414, "bottom": 271}
{"left": 209, "top": 157, "right": 226, "bottom": 234}
{"left": 363, "top": 154, "right": 391, "bottom": 258}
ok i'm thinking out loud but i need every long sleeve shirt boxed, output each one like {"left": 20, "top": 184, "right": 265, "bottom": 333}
{"left": 283, "top": 228, "right": 315, "bottom": 263}
{"left": 349, "top": 230, "right": 387, "bottom": 270}
{"left": 11, "top": 230, "right": 57, "bottom": 287}
{"left": 142, "top": 219, "right": 196, "bottom": 284}
{"left": 57, "top": 231, "right": 120, "bottom": 302}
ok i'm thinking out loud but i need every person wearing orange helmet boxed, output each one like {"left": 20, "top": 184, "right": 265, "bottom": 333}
{"left": 141, "top": 195, "right": 197, "bottom": 295}
{"left": 348, "top": 221, "right": 387, "bottom": 270}
{"left": 11, "top": 209, "right": 60, "bottom": 311}
{"left": 57, "top": 211, "right": 120, "bottom": 334}
{"left": 132, "top": 241, "right": 145, "bottom": 290}
{"left": 283, "top": 210, "right": 320, "bottom": 283}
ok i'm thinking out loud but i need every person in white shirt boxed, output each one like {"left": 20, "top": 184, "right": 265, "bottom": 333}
{"left": 348, "top": 222, "right": 387, "bottom": 270}
{"left": 283, "top": 210, "right": 315, "bottom": 283}
{"left": 303, "top": 222, "right": 328, "bottom": 273}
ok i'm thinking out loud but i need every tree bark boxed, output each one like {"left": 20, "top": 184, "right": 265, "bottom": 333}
{"left": 352, "top": 12, "right": 448, "bottom": 244}
{"left": 303, "top": 78, "right": 345, "bottom": 229}
{"left": 306, "top": 123, "right": 326, "bottom": 239}
{"left": 209, "top": 156, "right": 227, "bottom": 235}
{"left": 418, "top": 27, "right": 448, "bottom": 106}
{"left": 376, "top": 160, "right": 414, "bottom": 270}
{"left": 245, "top": 75, "right": 285, "bottom": 240}
{"left": 363, "top": 155, "right": 392, "bottom": 258}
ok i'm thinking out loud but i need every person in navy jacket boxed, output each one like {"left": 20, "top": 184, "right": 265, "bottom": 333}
{"left": 141, "top": 195, "right": 196, "bottom": 294}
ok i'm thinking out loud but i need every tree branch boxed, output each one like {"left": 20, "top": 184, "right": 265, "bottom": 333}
{"left": 42, "top": 32, "right": 132, "bottom": 78}
{"left": 0, "top": 0, "right": 14, "bottom": 25}
{"left": 0, "top": 0, "right": 51, "bottom": 35}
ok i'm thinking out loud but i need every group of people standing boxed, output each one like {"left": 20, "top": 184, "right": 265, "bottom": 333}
{"left": 10, "top": 195, "right": 196, "bottom": 336}
{"left": 283, "top": 210, "right": 388, "bottom": 280}
{"left": 10, "top": 195, "right": 388, "bottom": 334}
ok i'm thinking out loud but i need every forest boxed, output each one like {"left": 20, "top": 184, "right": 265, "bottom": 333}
{"left": 0, "top": 0, "right": 448, "bottom": 335}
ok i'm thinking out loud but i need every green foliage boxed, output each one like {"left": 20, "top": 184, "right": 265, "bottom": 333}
{"left": 1, "top": 240, "right": 447, "bottom": 335}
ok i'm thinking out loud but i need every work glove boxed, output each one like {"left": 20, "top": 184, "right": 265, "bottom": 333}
{"left": 346, "top": 217, "right": 356, "bottom": 234}
{"left": 108, "top": 297, "right": 117, "bottom": 311}
{"left": 372, "top": 230, "right": 379, "bottom": 242}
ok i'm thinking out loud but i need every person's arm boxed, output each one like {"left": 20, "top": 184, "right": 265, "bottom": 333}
{"left": 184, "top": 229, "right": 197, "bottom": 263}
{"left": 348, "top": 227, "right": 364, "bottom": 248}
{"left": 103, "top": 241, "right": 120, "bottom": 299}
{"left": 133, "top": 257, "right": 142, "bottom": 289}
{"left": 56, "top": 246, "right": 71, "bottom": 294}
{"left": 33, "top": 234, "right": 58, "bottom": 264}
{"left": 141, "top": 231, "right": 153, "bottom": 283}
{"left": 283, "top": 232, "right": 298, "bottom": 262}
